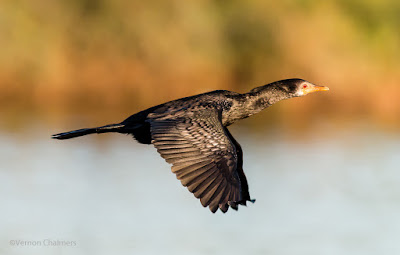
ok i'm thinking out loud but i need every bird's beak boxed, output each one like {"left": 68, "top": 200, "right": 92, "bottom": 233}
{"left": 302, "top": 85, "right": 330, "bottom": 95}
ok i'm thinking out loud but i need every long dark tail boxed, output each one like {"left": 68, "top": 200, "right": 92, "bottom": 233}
{"left": 52, "top": 123, "right": 126, "bottom": 140}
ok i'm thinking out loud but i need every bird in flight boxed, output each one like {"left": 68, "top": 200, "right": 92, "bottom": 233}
{"left": 52, "top": 79, "right": 329, "bottom": 213}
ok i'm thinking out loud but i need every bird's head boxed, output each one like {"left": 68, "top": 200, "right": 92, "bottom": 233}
{"left": 247, "top": 78, "right": 329, "bottom": 108}
{"left": 273, "top": 78, "right": 329, "bottom": 98}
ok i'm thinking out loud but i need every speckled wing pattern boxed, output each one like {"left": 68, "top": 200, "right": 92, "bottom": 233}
{"left": 148, "top": 108, "right": 253, "bottom": 213}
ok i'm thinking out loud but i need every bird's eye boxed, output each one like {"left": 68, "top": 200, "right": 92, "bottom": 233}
{"left": 303, "top": 84, "right": 308, "bottom": 89}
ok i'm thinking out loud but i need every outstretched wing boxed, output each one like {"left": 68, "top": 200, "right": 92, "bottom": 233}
{"left": 148, "top": 108, "right": 254, "bottom": 213}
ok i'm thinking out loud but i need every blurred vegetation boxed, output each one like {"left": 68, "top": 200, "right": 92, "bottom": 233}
{"left": 0, "top": 0, "right": 399, "bottom": 132}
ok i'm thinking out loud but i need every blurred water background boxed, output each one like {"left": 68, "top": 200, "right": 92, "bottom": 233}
{"left": 1, "top": 0, "right": 400, "bottom": 254}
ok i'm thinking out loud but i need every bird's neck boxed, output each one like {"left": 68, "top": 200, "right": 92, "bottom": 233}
{"left": 222, "top": 85, "right": 289, "bottom": 126}
{"left": 246, "top": 84, "right": 291, "bottom": 107}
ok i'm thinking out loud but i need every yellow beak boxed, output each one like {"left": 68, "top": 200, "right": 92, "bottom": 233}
{"left": 302, "top": 85, "right": 330, "bottom": 95}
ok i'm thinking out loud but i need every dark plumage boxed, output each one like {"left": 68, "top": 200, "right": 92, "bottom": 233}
{"left": 52, "top": 78, "right": 329, "bottom": 213}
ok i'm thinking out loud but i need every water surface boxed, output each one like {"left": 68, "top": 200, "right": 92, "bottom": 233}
{"left": 1, "top": 126, "right": 400, "bottom": 255}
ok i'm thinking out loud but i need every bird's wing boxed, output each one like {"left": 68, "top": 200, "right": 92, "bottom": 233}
{"left": 148, "top": 108, "right": 254, "bottom": 213}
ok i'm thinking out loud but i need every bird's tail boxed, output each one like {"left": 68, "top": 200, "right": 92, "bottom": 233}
{"left": 52, "top": 123, "right": 125, "bottom": 140}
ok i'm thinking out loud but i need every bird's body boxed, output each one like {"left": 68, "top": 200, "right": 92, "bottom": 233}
{"left": 53, "top": 79, "right": 329, "bottom": 213}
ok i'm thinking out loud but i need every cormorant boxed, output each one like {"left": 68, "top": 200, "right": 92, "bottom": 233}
{"left": 52, "top": 78, "right": 329, "bottom": 213}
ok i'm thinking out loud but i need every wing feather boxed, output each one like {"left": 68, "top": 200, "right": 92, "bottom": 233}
{"left": 149, "top": 108, "right": 254, "bottom": 213}
{"left": 180, "top": 165, "right": 215, "bottom": 187}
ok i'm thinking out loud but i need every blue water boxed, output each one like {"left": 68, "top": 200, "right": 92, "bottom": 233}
{"left": 1, "top": 125, "right": 400, "bottom": 255}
